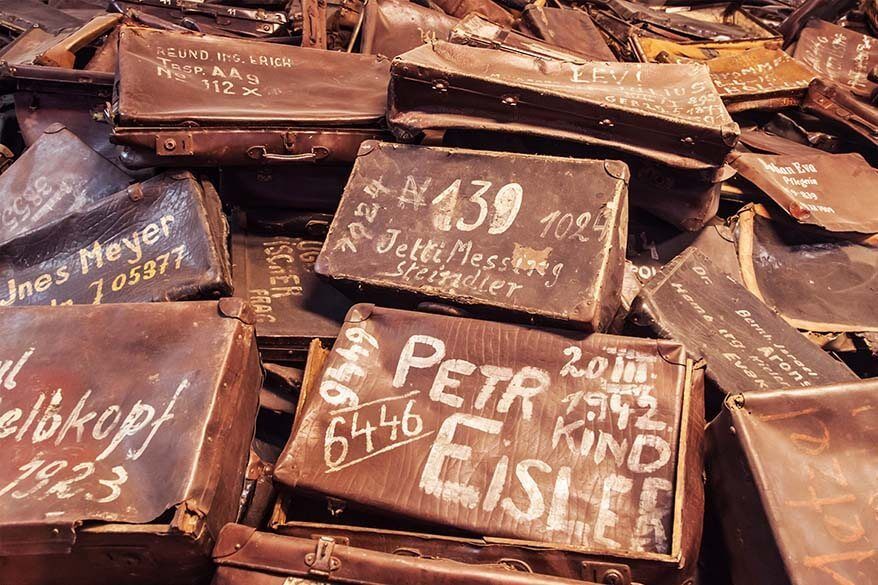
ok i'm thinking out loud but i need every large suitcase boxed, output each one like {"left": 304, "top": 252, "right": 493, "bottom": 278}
{"left": 707, "top": 379, "right": 878, "bottom": 585}
{"left": 388, "top": 40, "right": 739, "bottom": 171}
{"left": 629, "top": 247, "right": 856, "bottom": 396}
{"left": 316, "top": 141, "right": 629, "bottom": 331}
{"left": 212, "top": 523, "right": 600, "bottom": 584}
{"left": 111, "top": 27, "right": 391, "bottom": 167}
{"left": 0, "top": 123, "right": 131, "bottom": 246}
{"left": 232, "top": 229, "right": 351, "bottom": 363}
{"left": 359, "top": 0, "right": 458, "bottom": 59}
{"left": 0, "top": 171, "right": 232, "bottom": 306}
{"left": 519, "top": 5, "right": 616, "bottom": 62}
{"left": 275, "top": 304, "right": 705, "bottom": 582}
{"left": 0, "top": 299, "right": 262, "bottom": 585}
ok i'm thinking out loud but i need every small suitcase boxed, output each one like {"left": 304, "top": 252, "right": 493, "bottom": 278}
{"left": 0, "top": 298, "right": 262, "bottom": 585}
{"left": 519, "top": 5, "right": 616, "bottom": 62}
{"left": 388, "top": 40, "right": 739, "bottom": 171}
{"left": 232, "top": 229, "right": 351, "bottom": 363}
{"left": 632, "top": 36, "right": 782, "bottom": 64}
{"left": 316, "top": 141, "right": 629, "bottom": 331}
{"left": 628, "top": 247, "right": 857, "bottom": 396}
{"left": 707, "top": 379, "right": 878, "bottom": 585}
{"left": 212, "top": 524, "right": 599, "bottom": 585}
{"left": 0, "top": 0, "right": 83, "bottom": 37}
{"left": 359, "top": 0, "right": 458, "bottom": 59}
{"left": 0, "top": 123, "right": 131, "bottom": 246}
{"left": 112, "top": 0, "right": 291, "bottom": 39}
{"left": 275, "top": 303, "right": 704, "bottom": 577}
{"left": 801, "top": 79, "right": 878, "bottom": 150}
{"left": 0, "top": 171, "right": 232, "bottom": 306}
{"left": 111, "top": 27, "right": 391, "bottom": 167}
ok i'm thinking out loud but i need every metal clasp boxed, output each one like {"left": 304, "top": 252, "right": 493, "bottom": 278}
{"left": 581, "top": 561, "right": 632, "bottom": 585}
{"left": 305, "top": 536, "right": 340, "bottom": 577}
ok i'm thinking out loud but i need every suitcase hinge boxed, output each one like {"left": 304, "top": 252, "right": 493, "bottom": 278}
{"left": 580, "top": 561, "right": 632, "bottom": 585}
{"left": 305, "top": 536, "right": 341, "bottom": 578}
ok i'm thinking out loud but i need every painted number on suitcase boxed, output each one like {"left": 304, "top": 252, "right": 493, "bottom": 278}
{"left": 429, "top": 180, "right": 523, "bottom": 236}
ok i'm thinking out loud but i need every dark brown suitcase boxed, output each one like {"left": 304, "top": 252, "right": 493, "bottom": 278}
{"left": 519, "top": 5, "right": 616, "bottom": 62}
{"left": 388, "top": 40, "right": 739, "bottom": 171}
{"left": 113, "top": 0, "right": 291, "bottom": 39}
{"left": 316, "top": 141, "right": 629, "bottom": 331}
{"left": 730, "top": 151, "right": 878, "bottom": 234}
{"left": 430, "top": 0, "right": 512, "bottom": 28}
{"left": 777, "top": 0, "right": 857, "bottom": 45}
{"left": 629, "top": 247, "right": 857, "bottom": 396}
{"left": 736, "top": 207, "right": 878, "bottom": 338}
{"left": 792, "top": 19, "right": 878, "bottom": 102}
{"left": 0, "top": 171, "right": 232, "bottom": 307}
{"left": 275, "top": 304, "right": 704, "bottom": 582}
{"left": 0, "top": 0, "right": 84, "bottom": 37}
{"left": 0, "top": 298, "right": 262, "bottom": 585}
{"left": 707, "top": 379, "right": 878, "bottom": 585}
{"left": 111, "top": 26, "right": 391, "bottom": 167}
{"left": 0, "top": 123, "right": 130, "bottom": 246}
{"left": 359, "top": 0, "right": 458, "bottom": 59}
{"left": 232, "top": 230, "right": 351, "bottom": 363}
{"left": 801, "top": 79, "right": 878, "bottom": 150}
{"left": 213, "top": 524, "right": 599, "bottom": 585}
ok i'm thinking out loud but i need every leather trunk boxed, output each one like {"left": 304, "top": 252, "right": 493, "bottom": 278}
{"left": 275, "top": 304, "right": 704, "bottom": 583}
{"left": 0, "top": 299, "right": 262, "bottom": 585}
{"left": 388, "top": 40, "right": 739, "bottom": 171}
{"left": 0, "top": 171, "right": 232, "bottom": 306}
{"left": 111, "top": 27, "right": 391, "bottom": 167}
{"left": 316, "top": 141, "right": 629, "bottom": 331}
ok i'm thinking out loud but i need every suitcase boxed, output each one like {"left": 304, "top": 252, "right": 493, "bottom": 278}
{"left": 0, "top": 0, "right": 83, "bottom": 37}
{"left": 632, "top": 36, "right": 782, "bottom": 64}
{"left": 0, "top": 171, "right": 232, "bottom": 306}
{"left": 359, "top": 0, "right": 458, "bottom": 59}
{"left": 111, "top": 26, "right": 391, "bottom": 167}
{"left": 702, "top": 47, "right": 815, "bottom": 113}
{"left": 801, "top": 79, "right": 878, "bottom": 150}
{"left": 0, "top": 298, "right": 262, "bottom": 585}
{"left": 707, "top": 379, "right": 878, "bottom": 585}
{"left": 274, "top": 303, "right": 705, "bottom": 581}
{"left": 0, "top": 13, "right": 119, "bottom": 68}
{"left": 112, "top": 0, "right": 291, "bottom": 39}
{"left": 792, "top": 19, "right": 878, "bottom": 102}
{"left": 430, "top": 0, "right": 512, "bottom": 28}
{"left": 212, "top": 524, "right": 600, "bottom": 585}
{"left": 730, "top": 151, "right": 878, "bottom": 234}
{"left": 737, "top": 125, "right": 832, "bottom": 157}
{"left": 777, "top": 0, "right": 857, "bottom": 45}
{"left": 628, "top": 247, "right": 857, "bottom": 396}
{"left": 519, "top": 5, "right": 616, "bottom": 62}
{"left": 736, "top": 207, "right": 878, "bottom": 337}
{"left": 388, "top": 40, "right": 739, "bottom": 171}
{"left": 0, "top": 123, "right": 131, "bottom": 246}
{"left": 232, "top": 230, "right": 351, "bottom": 363}
{"left": 316, "top": 141, "right": 629, "bottom": 331}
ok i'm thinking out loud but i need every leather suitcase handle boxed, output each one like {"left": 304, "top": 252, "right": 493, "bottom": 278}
{"left": 247, "top": 145, "right": 330, "bottom": 162}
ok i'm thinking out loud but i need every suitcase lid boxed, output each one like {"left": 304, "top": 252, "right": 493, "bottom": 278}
{"left": 390, "top": 40, "right": 739, "bottom": 170}
{"left": 630, "top": 247, "right": 857, "bottom": 395}
{"left": 730, "top": 151, "right": 878, "bottom": 234}
{"left": 315, "top": 141, "right": 628, "bottom": 331}
{"left": 0, "top": 124, "right": 131, "bottom": 247}
{"left": 603, "top": 0, "right": 776, "bottom": 41}
{"left": 793, "top": 19, "right": 878, "bottom": 100}
{"left": 360, "top": 0, "right": 459, "bottom": 59}
{"left": 276, "top": 304, "right": 698, "bottom": 556}
{"left": 632, "top": 36, "right": 783, "bottom": 64}
{"left": 0, "top": 299, "right": 261, "bottom": 556}
{"left": 213, "top": 523, "right": 599, "bottom": 584}
{"left": 114, "top": 26, "right": 391, "bottom": 127}
{"left": 520, "top": 6, "right": 617, "bottom": 62}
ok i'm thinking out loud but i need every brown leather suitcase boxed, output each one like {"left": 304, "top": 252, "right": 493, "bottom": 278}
{"left": 0, "top": 0, "right": 84, "bottom": 38}
{"left": 0, "top": 298, "right": 262, "bottom": 585}
{"left": 730, "top": 151, "right": 878, "bottom": 234}
{"left": 777, "top": 0, "right": 857, "bottom": 45}
{"left": 359, "top": 0, "right": 458, "bottom": 59}
{"left": 112, "top": 0, "right": 291, "bottom": 39}
{"left": 628, "top": 247, "right": 856, "bottom": 397}
{"left": 430, "top": 0, "right": 512, "bottom": 28}
{"left": 0, "top": 171, "right": 232, "bottom": 306}
{"left": 801, "top": 79, "right": 878, "bottom": 150}
{"left": 316, "top": 141, "right": 629, "bottom": 331}
{"left": 213, "top": 524, "right": 600, "bottom": 584}
{"left": 707, "top": 379, "right": 878, "bottom": 585}
{"left": 792, "top": 19, "right": 878, "bottom": 102}
{"left": 388, "top": 40, "right": 739, "bottom": 171}
{"left": 519, "top": 5, "right": 616, "bottom": 62}
{"left": 275, "top": 303, "right": 705, "bottom": 583}
{"left": 111, "top": 27, "right": 391, "bottom": 167}
{"left": 632, "top": 36, "right": 783, "bottom": 64}
{"left": 0, "top": 123, "right": 130, "bottom": 246}
{"left": 232, "top": 229, "right": 351, "bottom": 363}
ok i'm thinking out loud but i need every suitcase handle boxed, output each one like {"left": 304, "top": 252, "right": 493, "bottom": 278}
{"left": 247, "top": 145, "right": 331, "bottom": 162}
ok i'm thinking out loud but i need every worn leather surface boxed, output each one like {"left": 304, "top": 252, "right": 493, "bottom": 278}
{"left": 630, "top": 248, "right": 856, "bottom": 395}
{"left": 389, "top": 41, "right": 739, "bottom": 170}
{"left": 276, "top": 304, "right": 699, "bottom": 556}
{"left": 801, "top": 79, "right": 878, "bottom": 149}
{"left": 520, "top": 6, "right": 617, "bottom": 62}
{"left": 0, "top": 125, "right": 130, "bottom": 246}
{"left": 0, "top": 172, "right": 232, "bottom": 306}
{"left": 114, "top": 0, "right": 289, "bottom": 38}
{"left": 115, "top": 26, "right": 390, "bottom": 126}
{"left": 708, "top": 380, "right": 878, "bottom": 585}
{"left": 360, "top": 0, "right": 458, "bottom": 58}
{"left": 793, "top": 19, "right": 878, "bottom": 101}
{"left": 0, "top": 0, "right": 83, "bottom": 34}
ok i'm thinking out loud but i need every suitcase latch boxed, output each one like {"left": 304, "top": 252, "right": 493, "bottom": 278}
{"left": 305, "top": 536, "right": 341, "bottom": 577}
{"left": 155, "top": 133, "right": 194, "bottom": 156}
{"left": 581, "top": 561, "right": 631, "bottom": 585}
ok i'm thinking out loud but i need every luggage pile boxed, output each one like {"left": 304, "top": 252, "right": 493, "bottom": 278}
{"left": 0, "top": 0, "right": 875, "bottom": 583}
